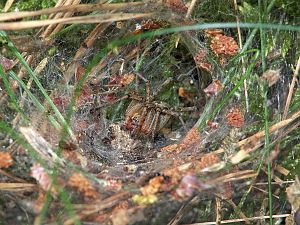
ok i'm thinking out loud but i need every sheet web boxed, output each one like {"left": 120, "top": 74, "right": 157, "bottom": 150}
{"left": 5, "top": 23, "right": 294, "bottom": 224}
{"left": 0, "top": 1, "right": 298, "bottom": 224}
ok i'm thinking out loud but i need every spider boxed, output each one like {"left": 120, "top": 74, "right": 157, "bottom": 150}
{"left": 98, "top": 73, "right": 197, "bottom": 139}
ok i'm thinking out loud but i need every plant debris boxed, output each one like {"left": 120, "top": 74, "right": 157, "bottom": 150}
{"left": 0, "top": 0, "right": 299, "bottom": 224}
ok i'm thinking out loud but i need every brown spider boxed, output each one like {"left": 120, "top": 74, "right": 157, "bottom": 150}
{"left": 99, "top": 73, "right": 197, "bottom": 139}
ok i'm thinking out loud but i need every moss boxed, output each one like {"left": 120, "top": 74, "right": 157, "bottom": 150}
{"left": 15, "top": 0, "right": 56, "bottom": 11}
{"left": 274, "top": 0, "right": 300, "bottom": 21}
{"left": 238, "top": 2, "right": 260, "bottom": 22}
{"left": 193, "top": 0, "right": 236, "bottom": 22}
{"left": 281, "top": 135, "right": 300, "bottom": 178}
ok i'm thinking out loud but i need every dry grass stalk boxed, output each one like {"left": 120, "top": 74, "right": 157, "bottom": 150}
{"left": 283, "top": 56, "right": 300, "bottom": 120}
{"left": 0, "top": 169, "right": 27, "bottom": 183}
{"left": 275, "top": 165, "right": 290, "bottom": 176}
{"left": 89, "top": 50, "right": 114, "bottom": 78}
{"left": 64, "top": 22, "right": 111, "bottom": 83}
{"left": 241, "top": 110, "right": 300, "bottom": 149}
{"left": 215, "top": 196, "right": 222, "bottom": 225}
{"left": 3, "top": 0, "right": 14, "bottom": 12}
{"left": 161, "top": 110, "right": 298, "bottom": 170}
{"left": 261, "top": 167, "right": 284, "bottom": 186}
{"left": 224, "top": 199, "right": 250, "bottom": 224}
{"left": 271, "top": 56, "right": 300, "bottom": 162}
{"left": 47, "top": 0, "right": 65, "bottom": 20}
{"left": 0, "top": 2, "right": 144, "bottom": 22}
{"left": 252, "top": 185, "right": 280, "bottom": 199}
{"left": 186, "top": 0, "right": 198, "bottom": 18}
{"left": 209, "top": 170, "right": 257, "bottom": 184}
{"left": 167, "top": 196, "right": 200, "bottom": 225}
{"left": 63, "top": 191, "right": 130, "bottom": 225}
{"left": 19, "top": 127, "right": 66, "bottom": 168}
{"left": 37, "top": 0, "right": 79, "bottom": 37}
{"left": 90, "top": 46, "right": 138, "bottom": 82}
{"left": 187, "top": 214, "right": 290, "bottom": 224}
{"left": 222, "top": 107, "right": 300, "bottom": 163}
{"left": 0, "top": 182, "right": 37, "bottom": 191}
{"left": 0, "top": 13, "right": 154, "bottom": 30}
{"left": 48, "top": 0, "right": 82, "bottom": 37}
{"left": 1, "top": 0, "right": 69, "bottom": 102}
{"left": 7, "top": 1, "right": 81, "bottom": 145}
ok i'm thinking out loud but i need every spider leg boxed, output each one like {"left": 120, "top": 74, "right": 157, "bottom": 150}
{"left": 151, "top": 109, "right": 161, "bottom": 140}
{"left": 174, "top": 106, "right": 197, "bottom": 112}
{"left": 136, "top": 105, "right": 148, "bottom": 134}
{"left": 135, "top": 48, "right": 141, "bottom": 92}
{"left": 135, "top": 72, "right": 150, "bottom": 102}
{"left": 151, "top": 77, "right": 174, "bottom": 101}
{"left": 97, "top": 89, "right": 119, "bottom": 96}
{"left": 178, "top": 114, "right": 189, "bottom": 132}
{"left": 173, "top": 107, "right": 197, "bottom": 132}
{"left": 161, "top": 109, "right": 189, "bottom": 132}
{"left": 96, "top": 94, "right": 129, "bottom": 109}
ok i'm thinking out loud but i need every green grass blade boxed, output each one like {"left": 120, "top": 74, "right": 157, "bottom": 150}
{"left": 8, "top": 70, "right": 61, "bottom": 131}
{"left": 0, "top": 30, "right": 74, "bottom": 139}
{"left": 0, "top": 66, "right": 29, "bottom": 121}
{"left": 241, "top": 0, "right": 276, "bottom": 52}
{"left": 258, "top": 0, "right": 273, "bottom": 222}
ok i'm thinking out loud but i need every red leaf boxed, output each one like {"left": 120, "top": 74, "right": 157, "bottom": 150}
{"left": 0, "top": 55, "right": 13, "bottom": 72}
{"left": 203, "top": 80, "right": 222, "bottom": 97}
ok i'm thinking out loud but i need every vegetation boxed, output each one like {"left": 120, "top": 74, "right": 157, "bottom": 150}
{"left": 0, "top": 0, "right": 299, "bottom": 224}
